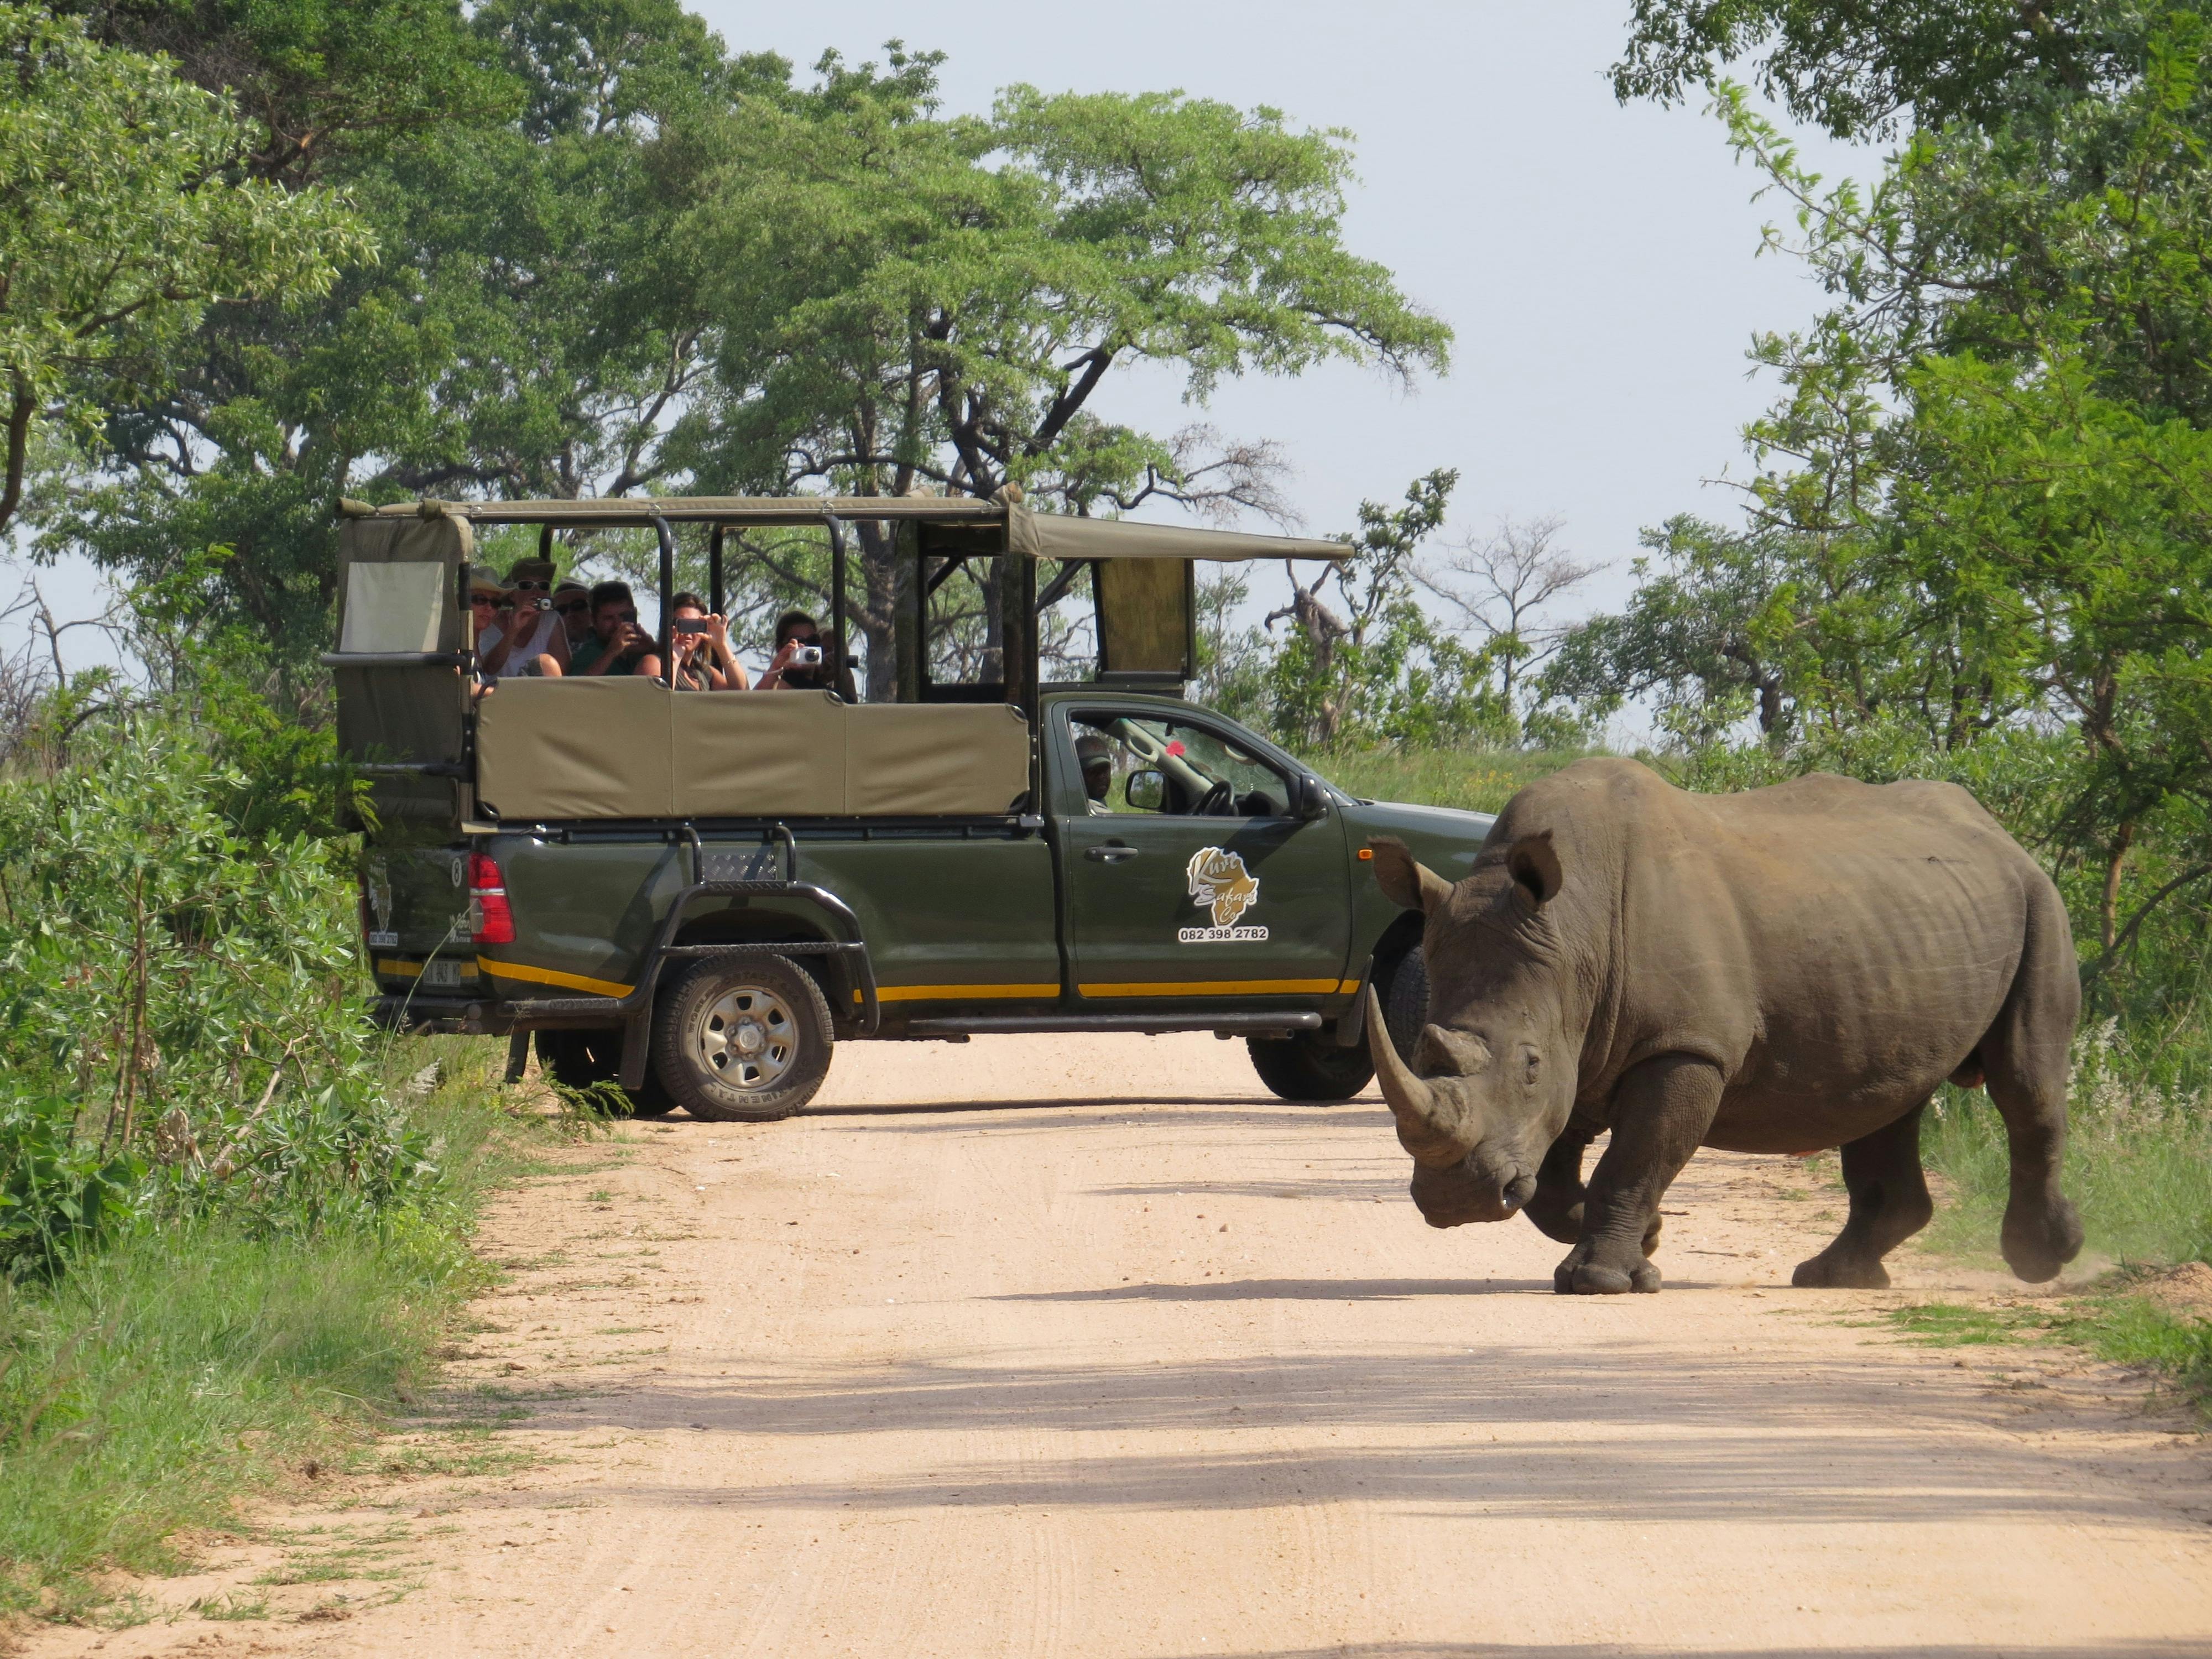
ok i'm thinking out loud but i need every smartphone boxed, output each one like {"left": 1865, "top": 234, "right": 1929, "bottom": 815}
{"left": 792, "top": 644, "right": 823, "bottom": 666}
{"left": 670, "top": 618, "right": 705, "bottom": 637}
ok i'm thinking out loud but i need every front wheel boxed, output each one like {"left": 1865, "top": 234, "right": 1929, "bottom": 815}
{"left": 1247, "top": 1030, "right": 1375, "bottom": 1103}
{"left": 652, "top": 954, "right": 833, "bottom": 1121}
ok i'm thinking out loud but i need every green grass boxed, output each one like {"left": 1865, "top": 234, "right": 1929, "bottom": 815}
{"left": 0, "top": 1035, "right": 523, "bottom": 1620}
{"left": 1919, "top": 1084, "right": 2212, "bottom": 1268}
{"left": 1877, "top": 1293, "right": 2212, "bottom": 1417}
{"left": 1307, "top": 745, "right": 1590, "bottom": 816}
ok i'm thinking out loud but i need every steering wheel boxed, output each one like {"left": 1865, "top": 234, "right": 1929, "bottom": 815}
{"left": 1192, "top": 779, "right": 1235, "bottom": 817}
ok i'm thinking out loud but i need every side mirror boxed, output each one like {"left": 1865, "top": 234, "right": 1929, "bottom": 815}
{"left": 1124, "top": 768, "right": 1166, "bottom": 812}
{"left": 1292, "top": 774, "right": 1329, "bottom": 820}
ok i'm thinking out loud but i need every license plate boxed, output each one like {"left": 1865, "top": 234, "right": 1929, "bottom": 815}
{"left": 367, "top": 930, "right": 399, "bottom": 950}
{"left": 420, "top": 959, "right": 466, "bottom": 988}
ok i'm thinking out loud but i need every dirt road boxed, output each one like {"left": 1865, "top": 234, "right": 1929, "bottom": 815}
{"left": 49, "top": 1034, "right": 2212, "bottom": 1657}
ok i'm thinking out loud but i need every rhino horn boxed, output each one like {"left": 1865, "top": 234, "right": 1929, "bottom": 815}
{"left": 1366, "top": 987, "right": 1464, "bottom": 1164}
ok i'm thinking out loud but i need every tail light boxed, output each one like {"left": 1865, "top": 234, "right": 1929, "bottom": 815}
{"left": 468, "top": 852, "right": 515, "bottom": 945}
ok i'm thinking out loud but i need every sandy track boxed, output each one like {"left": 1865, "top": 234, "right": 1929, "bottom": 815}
{"left": 44, "top": 1034, "right": 2212, "bottom": 1657}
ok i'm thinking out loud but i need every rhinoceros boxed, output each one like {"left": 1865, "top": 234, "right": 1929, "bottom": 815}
{"left": 1365, "top": 758, "right": 2083, "bottom": 1295}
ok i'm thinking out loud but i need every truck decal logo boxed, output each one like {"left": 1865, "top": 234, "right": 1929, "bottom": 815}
{"left": 1181, "top": 847, "right": 1266, "bottom": 943}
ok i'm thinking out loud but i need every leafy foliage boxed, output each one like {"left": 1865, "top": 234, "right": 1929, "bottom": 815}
{"left": 1571, "top": 10, "right": 2212, "bottom": 1008}
{"left": 0, "top": 4, "right": 363, "bottom": 538}
{"left": 0, "top": 707, "right": 429, "bottom": 1267}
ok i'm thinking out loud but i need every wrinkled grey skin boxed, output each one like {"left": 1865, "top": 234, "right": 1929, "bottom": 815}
{"left": 1368, "top": 758, "right": 2084, "bottom": 1296}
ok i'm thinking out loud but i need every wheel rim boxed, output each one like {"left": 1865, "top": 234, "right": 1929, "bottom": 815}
{"left": 694, "top": 982, "right": 799, "bottom": 1091}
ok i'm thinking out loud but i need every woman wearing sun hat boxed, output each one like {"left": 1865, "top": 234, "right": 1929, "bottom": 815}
{"left": 478, "top": 557, "right": 570, "bottom": 680}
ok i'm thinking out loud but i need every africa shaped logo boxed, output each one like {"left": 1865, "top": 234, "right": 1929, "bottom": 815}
{"left": 1186, "top": 847, "right": 1259, "bottom": 928}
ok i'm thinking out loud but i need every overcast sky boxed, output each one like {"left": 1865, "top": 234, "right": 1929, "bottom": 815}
{"left": 11, "top": 1, "right": 1867, "bottom": 674}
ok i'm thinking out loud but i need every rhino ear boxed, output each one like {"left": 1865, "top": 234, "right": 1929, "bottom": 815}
{"left": 1370, "top": 836, "right": 1453, "bottom": 916}
{"left": 1507, "top": 830, "right": 1563, "bottom": 906}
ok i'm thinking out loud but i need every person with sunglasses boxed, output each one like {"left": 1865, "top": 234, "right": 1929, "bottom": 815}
{"left": 466, "top": 571, "right": 512, "bottom": 693}
{"left": 551, "top": 580, "right": 593, "bottom": 649}
{"left": 662, "top": 592, "right": 748, "bottom": 690}
{"left": 478, "top": 558, "right": 571, "bottom": 679}
{"left": 569, "top": 581, "right": 660, "bottom": 677}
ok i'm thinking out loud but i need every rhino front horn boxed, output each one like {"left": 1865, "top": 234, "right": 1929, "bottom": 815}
{"left": 1366, "top": 986, "right": 1462, "bottom": 1164}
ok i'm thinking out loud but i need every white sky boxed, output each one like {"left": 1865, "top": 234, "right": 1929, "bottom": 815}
{"left": 9, "top": 1, "right": 1869, "bottom": 680}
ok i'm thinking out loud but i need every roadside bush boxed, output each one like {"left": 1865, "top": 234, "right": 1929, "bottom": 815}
{"left": 0, "top": 707, "right": 429, "bottom": 1256}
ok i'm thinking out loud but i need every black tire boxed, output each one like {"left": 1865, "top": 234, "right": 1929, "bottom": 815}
{"left": 534, "top": 1029, "right": 676, "bottom": 1118}
{"left": 651, "top": 954, "right": 833, "bottom": 1122}
{"left": 1381, "top": 945, "right": 1430, "bottom": 1061}
{"left": 1246, "top": 1030, "right": 1376, "bottom": 1103}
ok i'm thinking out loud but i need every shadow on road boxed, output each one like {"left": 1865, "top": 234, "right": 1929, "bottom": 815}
{"left": 1148, "top": 1646, "right": 2205, "bottom": 1659}
{"left": 472, "top": 1342, "right": 2183, "bottom": 1533}
{"left": 800, "top": 1094, "right": 1290, "bottom": 1119}
{"left": 990, "top": 1277, "right": 1552, "bottom": 1302}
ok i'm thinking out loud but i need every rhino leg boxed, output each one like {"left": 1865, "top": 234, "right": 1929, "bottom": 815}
{"left": 1793, "top": 1104, "right": 1932, "bottom": 1290}
{"left": 1983, "top": 881, "right": 2086, "bottom": 1284}
{"left": 1553, "top": 1056, "right": 1722, "bottom": 1295}
{"left": 1522, "top": 1117, "right": 1600, "bottom": 1244}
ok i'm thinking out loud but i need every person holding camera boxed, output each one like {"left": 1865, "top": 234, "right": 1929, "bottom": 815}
{"left": 755, "top": 611, "right": 826, "bottom": 692}
{"left": 663, "top": 593, "right": 749, "bottom": 690}
{"left": 477, "top": 559, "right": 570, "bottom": 679}
{"left": 569, "top": 582, "right": 658, "bottom": 677}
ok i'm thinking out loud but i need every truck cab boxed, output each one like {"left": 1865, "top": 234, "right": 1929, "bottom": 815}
{"left": 332, "top": 494, "right": 1495, "bottom": 1119}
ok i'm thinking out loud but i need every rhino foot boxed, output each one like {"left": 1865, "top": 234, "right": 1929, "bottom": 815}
{"left": 1791, "top": 1249, "right": 1891, "bottom": 1290}
{"left": 2002, "top": 1193, "right": 2083, "bottom": 1284}
{"left": 1553, "top": 1255, "right": 1662, "bottom": 1295}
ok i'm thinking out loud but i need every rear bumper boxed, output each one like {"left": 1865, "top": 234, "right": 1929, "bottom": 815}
{"left": 369, "top": 994, "right": 511, "bottom": 1035}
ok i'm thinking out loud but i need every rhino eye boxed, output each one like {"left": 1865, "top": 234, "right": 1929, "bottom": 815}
{"left": 1521, "top": 1047, "right": 1542, "bottom": 1083}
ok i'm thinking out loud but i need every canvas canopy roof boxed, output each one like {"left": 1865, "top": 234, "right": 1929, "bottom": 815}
{"left": 348, "top": 493, "right": 1346, "bottom": 564}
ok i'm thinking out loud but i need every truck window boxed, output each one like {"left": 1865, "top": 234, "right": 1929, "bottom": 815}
{"left": 1070, "top": 713, "right": 1291, "bottom": 818}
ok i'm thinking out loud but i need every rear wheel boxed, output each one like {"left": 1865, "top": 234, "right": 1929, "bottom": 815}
{"left": 534, "top": 1029, "right": 675, "bottom": 1118}
{"left": 1246, "top": 1029, "right": 1375, "bottom": 1103}
{"left": 652, "top": 954, "right": 833, "bottom": 1121}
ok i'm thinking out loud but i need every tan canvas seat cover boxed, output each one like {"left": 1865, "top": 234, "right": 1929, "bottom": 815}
{"left": 476, "top": 684, "right": 1029, "bottom": 820}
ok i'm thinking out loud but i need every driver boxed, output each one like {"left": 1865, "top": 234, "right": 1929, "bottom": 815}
{"left": 1076, "top": 733, "right": 1117, "bottom": 814}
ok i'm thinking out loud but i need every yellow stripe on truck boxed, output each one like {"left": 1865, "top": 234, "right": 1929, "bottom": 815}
{"left": 859, "top": 983, "right": 1061, "bottom": 1004}
{"left": 1078, "top": 978, "right": 1344, "bottom": 998}
{"left": 375, "top": 957, "right": 479, "bottom": 980}
{"left": 476, "top": 959, "right": 634, "bottom": 998}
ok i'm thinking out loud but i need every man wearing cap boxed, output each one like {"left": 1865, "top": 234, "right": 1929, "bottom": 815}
{"left": 1076, "top": 732, "right": 1118, "bottom": 814}
{"left": 552, "top": 579, "right": 593, "bottom": 651}
{"left": 479, "top": 559, "right": 570, "bottom": 679}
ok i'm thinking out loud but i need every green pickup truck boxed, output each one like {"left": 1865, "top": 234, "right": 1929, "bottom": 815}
{"left": 332, "top": 494, "right": 1496, "bottom": 1120}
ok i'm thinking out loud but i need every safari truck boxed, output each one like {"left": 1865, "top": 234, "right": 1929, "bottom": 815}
{"left": 329, "top": 493, "right": 1497, "bottom": 1120}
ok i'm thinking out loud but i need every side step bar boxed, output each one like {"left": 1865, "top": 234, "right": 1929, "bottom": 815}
{"left": 903, "top": 1011, "right": 1323, "bottom": 1039}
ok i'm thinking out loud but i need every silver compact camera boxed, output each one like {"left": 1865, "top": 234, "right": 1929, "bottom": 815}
{"left": 792, "top": 645, "right": 823, "bottom": 666}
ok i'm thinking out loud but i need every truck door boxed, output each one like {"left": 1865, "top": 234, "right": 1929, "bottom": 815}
{"left": 1055, "top": 705, "right": 1353, "bottom": 1003}
{"left": 325, "top": 509, "right": 474, "bottom": 836}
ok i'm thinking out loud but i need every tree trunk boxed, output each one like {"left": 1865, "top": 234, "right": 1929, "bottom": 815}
{"left": 2100, "top": 821, "right": 2136, "bottom": 952}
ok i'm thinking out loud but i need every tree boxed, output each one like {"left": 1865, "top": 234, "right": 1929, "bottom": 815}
{"left": 1590, "top": 7, "right": 2212, "bottom": 1000}
{"left": 1417, "top": 515, "right": 1598, "bottom": 720}
{"left": 1246, "top": 469, "right": 1510, "bottom": 751}
{"left": 677, "top": 50, "right": 1453, "bottom": 698}
{"left": 44, "top": 0, "right": 745, "bottom": 676}
{"left": 0, "top": 6, "right": 362, "bottom": 540}
{"left": 1613, "top": 1, "right": 2133, "bottom": 139}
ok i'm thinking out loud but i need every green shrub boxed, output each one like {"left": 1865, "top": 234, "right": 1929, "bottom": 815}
{"left": 0, "top": 708, "right": 426, "bottom": 1251}
{"left": 0, "top": 1094, "right": 140, "bottom": 1279}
